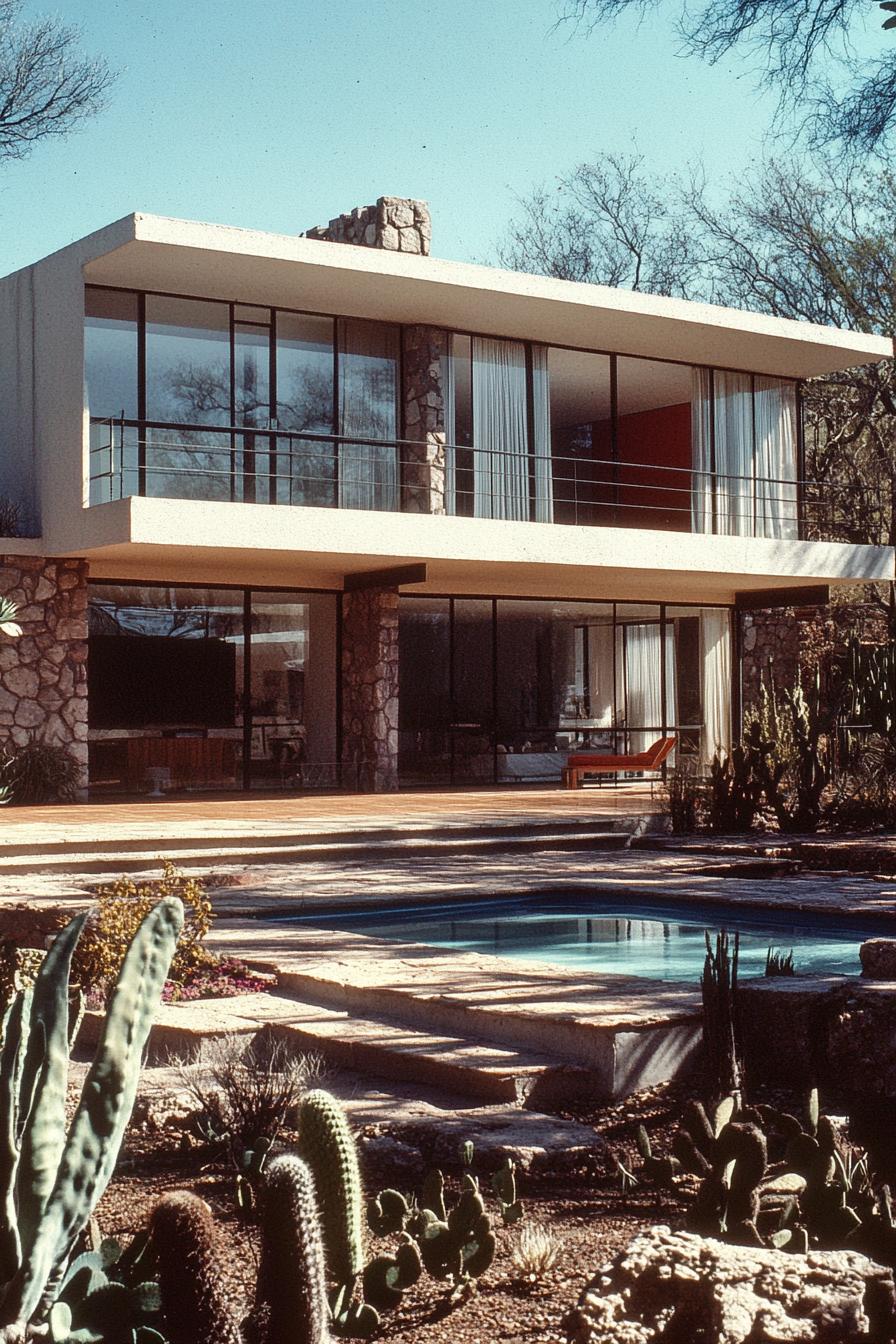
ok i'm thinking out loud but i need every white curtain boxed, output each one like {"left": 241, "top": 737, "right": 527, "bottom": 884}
{"left": 338, "top": 321, "right": 398, "bottom": 511}
{"left": 531, "top": 344, "right": 554, "bottom": 523}
{"left": 701, "top": 609, "right": 732, "bottom": 762}
{"left": 472, "top": 337, "right": 529, "bottom": 520}
{"left": 623, "top": 623, "right": 676, "bottom": 756}
{"left": 713, "top": 371, "right": 754, "bottom": 536}
{"left": 754, "top": 376, "right": 798, "bottom": 539}
{"left": 442, "top": 338, "right": 456, "bottom": 516}
{"left": 455, "top": 337, "right": 554, "bottom": 522}
{"left": 691, "top": 367, "right": 714, "bottom": 533}
{"left": 692, "top": 370, "right": 798, "bottom": 538}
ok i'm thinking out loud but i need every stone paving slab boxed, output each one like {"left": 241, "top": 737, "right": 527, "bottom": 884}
{"left": 0, "top": 848, "right": 894, "bottom": 926}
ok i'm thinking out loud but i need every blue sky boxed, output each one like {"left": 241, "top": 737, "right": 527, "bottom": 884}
{"left": 0, "top": 0, "right": 878, "bottom": 277}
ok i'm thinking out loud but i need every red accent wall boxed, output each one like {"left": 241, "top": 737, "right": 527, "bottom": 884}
{"left": 617, "top": 402, "right": 691, "bottom": 531}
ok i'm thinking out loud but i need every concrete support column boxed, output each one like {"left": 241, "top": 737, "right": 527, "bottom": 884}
{"left": 0, "top": 556, "right": 89, "bottom": 794}
{"left": 341, "top": 587, "right": 399, "bottom": 792}
{"left": 402, "top": 324, "right": 448, "bottom": 516}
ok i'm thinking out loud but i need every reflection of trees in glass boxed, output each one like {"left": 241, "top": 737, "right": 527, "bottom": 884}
{"left": 277, "top": 368, "right": 334, "bottom": 433}
{"left": 162, "top": 360, "right": 230, "bottom": 423}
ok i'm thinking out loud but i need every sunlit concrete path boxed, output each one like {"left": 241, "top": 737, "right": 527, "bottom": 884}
{"left": 0, "top": 785, "right": 658, "bottom": 850}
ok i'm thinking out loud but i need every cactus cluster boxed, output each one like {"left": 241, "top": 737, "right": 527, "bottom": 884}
{"left": 364, "top": 1144, "right": 517, "bottom": 1313}
{"left": 0, "top": 898, "right": 184, "bottom": 1341}
{"left": 638, "top": 1088, "right": 896, "bottom": 1265}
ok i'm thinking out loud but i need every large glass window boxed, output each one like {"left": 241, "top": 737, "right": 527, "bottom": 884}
{"left": 445, "top": 336, "right": 551, "bottom": 522}
{"left": 144, "top": 296, "right": 231, "bottom": 501}
{"left": 85, "top": 288, "right": 139, "bottom": 503}
{"left": 452, "top": 599, "right": 494, "bottom": 783}
{"left": 276, "top": 313, "right": 335, "bottom": 507}
{"left": 337, "top": 318, "right": 399, "bottom": 511}
{"left": 398, "top": 595, "right": 732, "bottom": 786}
{"left": 547, "top": 349, "right": 613, "bottom": 526}
{"left": 87, "top": 584, "right": 338, "bottom": 795}
{"left": 616, "top": 357, "right": 693, "bottom": 532}
{"left": 398, "top": 597, "right": 451, "bottom": 783}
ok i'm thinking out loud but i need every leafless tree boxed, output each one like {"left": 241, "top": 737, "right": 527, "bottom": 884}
{"left": 555, "top": 0, "right": 896, "bottom": 150}
{"left": 497, "top": 151, "right": 704, "bottom": 296}
{"left": 0, "top": 0, "right": 114, "bottom": 164}
{"left": 497, "top": 150, "right": 896, "bottom": 607}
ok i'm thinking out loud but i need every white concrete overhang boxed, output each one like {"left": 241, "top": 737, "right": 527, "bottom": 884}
{"left": 46, "top": 497, "right": 895, "bottom": 605}
{"left": 35, "top": 212, "right": 892, "bottom": 379}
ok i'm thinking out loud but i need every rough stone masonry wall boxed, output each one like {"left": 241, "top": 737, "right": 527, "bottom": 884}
{"left": 304, "top": 196, "right": 431, "bottom": 255}
{"left": 341, "top": 587, "right": 399, "bottom": 792}
{"left": 402, "top": 325, "right": 448, "bottom": 514}
{"left": 741, "top": 601, "right": 890, "bottom": 717}
{"left": 0, "top": 557, "right": 88, "bottom": 793}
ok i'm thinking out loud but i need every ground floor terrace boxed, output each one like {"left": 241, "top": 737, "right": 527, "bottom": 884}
{"left": 82, "top": 578, "right": 734, "bottom": 798}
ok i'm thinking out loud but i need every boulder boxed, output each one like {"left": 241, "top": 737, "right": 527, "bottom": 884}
{"left": 565, "top": 1226, "right": 895, "bottom": 1344}
{"left": 860, "top": 939, "right": 896, "bottom": 980}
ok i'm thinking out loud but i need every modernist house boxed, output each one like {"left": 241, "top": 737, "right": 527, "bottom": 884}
{"left": 0, "top": 197, "right": 892, "bottom": 796}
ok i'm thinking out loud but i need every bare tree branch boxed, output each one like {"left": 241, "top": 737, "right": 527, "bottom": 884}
{"left": 0, "top": 0, "right": 114, "bottom": 163}
{"left": 554, "top": 0, "right": 896, "bottom": 149}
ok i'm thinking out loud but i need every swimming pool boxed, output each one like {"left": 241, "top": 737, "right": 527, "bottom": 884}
{"left": 282, "top": 894, "right": 884, "bottom": 981}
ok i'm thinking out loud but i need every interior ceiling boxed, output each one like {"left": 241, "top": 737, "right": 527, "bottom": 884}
{"left": 548, "top": 348, "right": 691, "bottom": 425}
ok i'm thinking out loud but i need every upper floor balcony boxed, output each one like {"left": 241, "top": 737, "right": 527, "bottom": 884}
{"left": 85, "top": 284, "right": 831, "bottom": 544}
{"left": 1, "top": 212, "right": 892, "bottom": 602}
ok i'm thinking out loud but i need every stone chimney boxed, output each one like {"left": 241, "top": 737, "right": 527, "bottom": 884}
{"left": 303, "top": 196, "right": 430, "bottom": 255}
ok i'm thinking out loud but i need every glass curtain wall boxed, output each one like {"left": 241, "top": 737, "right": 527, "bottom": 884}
{"left": 397, "top": 597, "right": 732, "bottom": 785}
{"left": 85, "top": 289, "right": 139, "bottom": 503}
{"left": 85, "top": 288, "right": 399, "bottom": 511}
{"left": 87, "top": 585, "right": 337, "bottom": 795}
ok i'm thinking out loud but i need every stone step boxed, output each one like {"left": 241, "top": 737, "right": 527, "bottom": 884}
{"left": 77, "top": 989, "right": 602, "bottom": 1107}
{"left": 0, "top": 828, "right": 630, "bottom": 875}
{"left": 201, "top": 920, "right": 703, "bottom": 1104}
{"left": 0, "top": 814, "right": 637, "bottom": 858}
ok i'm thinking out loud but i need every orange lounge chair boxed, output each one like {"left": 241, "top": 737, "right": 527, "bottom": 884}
{"left": 562, "top": 737, "right": 676, "bottom": 789}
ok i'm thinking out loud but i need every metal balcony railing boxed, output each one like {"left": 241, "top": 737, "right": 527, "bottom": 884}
{"left": 87, "top": 415, "right": 854, "bottom": 541}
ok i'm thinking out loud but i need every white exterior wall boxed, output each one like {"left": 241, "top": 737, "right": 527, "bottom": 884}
{"left": 0, "top": 267, "right": 39, "bottom": 535}
{"left": 0, "top": 211, "right": 891, "bottom": 599}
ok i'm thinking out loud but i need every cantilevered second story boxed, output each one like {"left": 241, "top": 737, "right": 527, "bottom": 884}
{"left": 0, "top": 200, "right": 892, "bottom": 604}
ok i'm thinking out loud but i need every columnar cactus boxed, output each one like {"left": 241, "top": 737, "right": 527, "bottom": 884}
{"left": 149, "top": 1192, "right": 242, "bottom": 1344}
{"left": 0, "top": 897, "right": 184, "bottom": 1336}
{"left": 296, "top": 1091, "right": 365, "bottom": 1289}
{"left": 251, "top": 1153, "right": 329, "bottom": 1344}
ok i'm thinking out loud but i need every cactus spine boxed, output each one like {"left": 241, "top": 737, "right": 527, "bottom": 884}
{"left": 252, "top": 1153, "right": 329, "bottom": 1344}
{"left": 0, "top": 897, "right": 184, "bottom": 1333}
{"left": 297, "top": 1090, "right": 365, "bottom": 1289}
{"left": 150, "top": 1192, "right": 242, "bottom": 1344}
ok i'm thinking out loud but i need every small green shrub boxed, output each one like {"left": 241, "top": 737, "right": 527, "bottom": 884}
{"left": 72, "top": 860, "right": 213, "bottom": 995}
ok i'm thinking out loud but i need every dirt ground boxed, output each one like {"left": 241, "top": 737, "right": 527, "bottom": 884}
{"left": 94, "top": 1080, "right": 690, "bottom": 1344}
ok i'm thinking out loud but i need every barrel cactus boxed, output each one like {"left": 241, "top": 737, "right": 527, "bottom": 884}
{"left": 150, "top": 1192, "right": 242, "bottom": 1344}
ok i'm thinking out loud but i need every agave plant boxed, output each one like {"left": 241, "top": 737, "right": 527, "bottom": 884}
{"left": 0, "top": 598, "right": 21, "bottom": 640}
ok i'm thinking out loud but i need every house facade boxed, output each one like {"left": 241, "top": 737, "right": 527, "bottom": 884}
{"left": 0, "top": 198, "right": 892, "bottom": 796}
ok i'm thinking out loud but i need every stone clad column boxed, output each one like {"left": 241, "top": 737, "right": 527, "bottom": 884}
{"left": 402, "top": 325, "right": 448, "bottom": 515}
{"left": 341, "top": 587, "right": 399, "bottom": 792}
{"left": 0, "top": 556, "right": 88, "bottom": 795}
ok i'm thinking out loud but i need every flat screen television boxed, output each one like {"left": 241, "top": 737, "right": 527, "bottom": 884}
{"left": 89, "top": 634, "right": 237, "bottom": 728}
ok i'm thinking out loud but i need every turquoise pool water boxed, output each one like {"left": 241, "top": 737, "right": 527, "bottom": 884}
{"left": 283, "top": 895, "right": 885, "bottom": 981}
